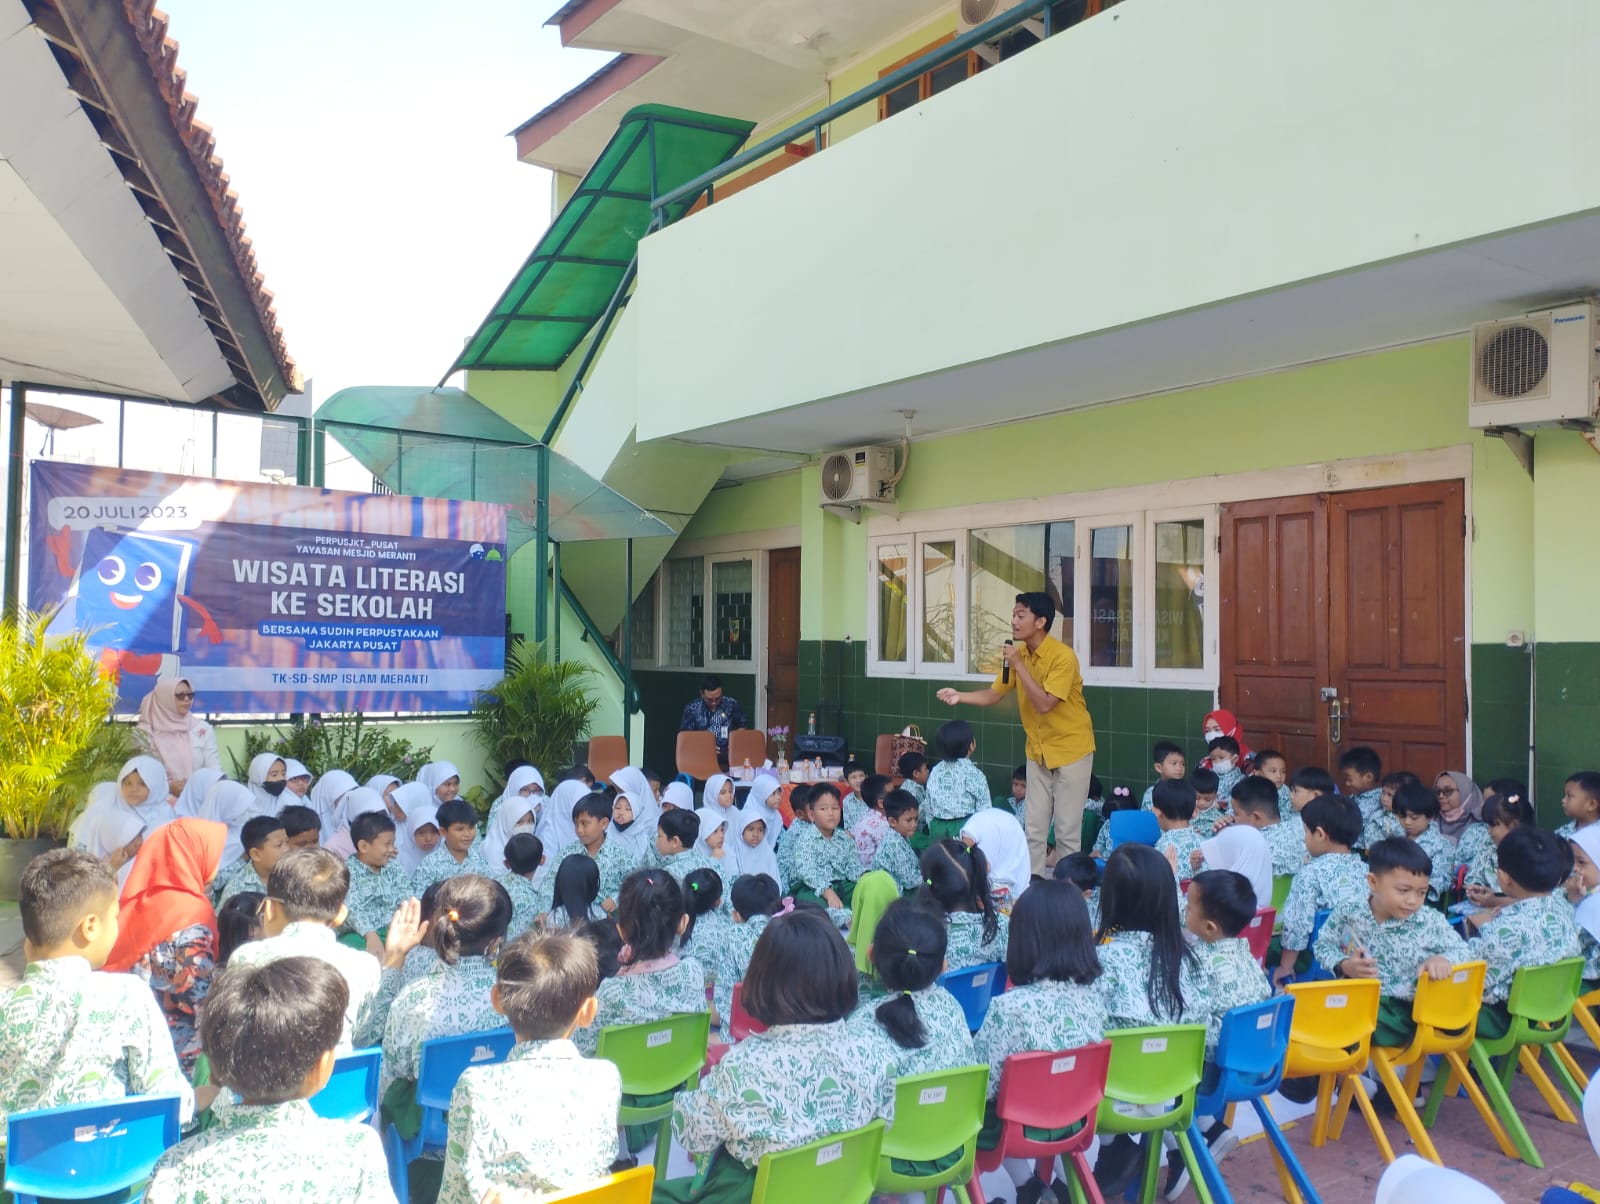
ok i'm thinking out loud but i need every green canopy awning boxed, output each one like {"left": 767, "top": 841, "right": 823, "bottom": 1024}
{"left": 447, "top": 104, "right": 755, "bottom": 375}
{"left": 316, "top": 385, "right": 674, "bottom": 550}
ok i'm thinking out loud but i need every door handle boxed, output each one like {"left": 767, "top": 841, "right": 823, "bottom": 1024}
{"left": 1321, "top": 687, "right": 1348, "bottom": 745}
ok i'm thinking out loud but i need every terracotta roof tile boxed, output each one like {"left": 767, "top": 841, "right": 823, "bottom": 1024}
{"left": 121, "top": 0, "right": 297, "bottom": 393}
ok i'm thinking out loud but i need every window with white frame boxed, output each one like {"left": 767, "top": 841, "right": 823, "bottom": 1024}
{"left": 868, "top": 507, "right": 1215, "bottom": 686}
{"left": 638, "top": 553, "right": 761, "bottom": 671}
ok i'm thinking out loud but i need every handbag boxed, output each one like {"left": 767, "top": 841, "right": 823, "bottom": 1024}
{"left": 889, "top": 724, "right": 927, "bottom": 766}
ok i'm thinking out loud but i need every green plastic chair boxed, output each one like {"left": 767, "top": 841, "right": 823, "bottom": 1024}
{"left": 874, "top": 1064, "right": 988, "bottom": 1202}
{"left": 596, "top": 1011, "right": 711, "bottom": 1181}
{"left": 1425, "top": 956, "right": 1586, "bottom": 1168}
{"left": 1270, "top": 875, "right": 1293, "bottom": 931}
{"left": 751, "top": 1119, "right": 887, "bottom": 1204}
{"left": 1096, "top": 1024, "right": 1218, "bottom": 1204}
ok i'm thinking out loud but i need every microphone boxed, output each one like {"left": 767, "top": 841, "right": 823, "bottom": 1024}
{"left": 1002, "top": 639, "right": 1013, "bottom": 684}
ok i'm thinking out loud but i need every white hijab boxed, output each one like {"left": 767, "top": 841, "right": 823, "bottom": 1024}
{"left": 610, "top": 767, "right": 653, "bottom": 806}
{"left": 538, "top": 780, "right": 589, "bottom": 858}
{"left": 1374, "top": 1155, "right": 1503, "bottom": 1204}
{"left": 1198, "top": 825, "right": 1274, "bottom": 912}
{"left": 366, "top": 773, "right": 400, "bottom": 800}
{"left": 1570, "top": 827, "right": 1600, "bottom": 944}
{"left": 662, "top": 781, "right": 695, "bottom": 811}
{"left": 173, "top": 767, "right": 225, "bottom": 819}
{"left": 962, "top": 809, "right": 1031, "bottom": 903}
{"left": 701, "top": 773, "right": 736, "bottom": 825}
{"left": 338, "top": 786, "right": 388, "bottom": 829}
{"left": 94, "top": 755, "right": 175, "bottom": 837}
{"left": 392, "top": 783, "right": 439, "bottom": 872}
{"left": 694, "top": 808, "right": 730, "bottom": 867}
{"left": 610, "top": 785, "right": 660, "bottom": 861}
{"left": 484, "top": 766, "right": 545, "bottom": 873}
{"left": 728, "top": 803, "right": 779, "bottom": 883}
{"left": 247, "top": 753, "right": 286, "bottom": 815}
{"left": 70, "top": 772, "right": 152, "bottom": 887}
{"left": 196, "top": 780, "right": 258, "bottom": 870}
{"left": 282, "top": 759, "right": 313, "bottom": 799}
{"left": 418, "top": 761, "right": 462, "bottom": 805}
{"left": 309, "top": 770, "right": 358, "bottom": 841}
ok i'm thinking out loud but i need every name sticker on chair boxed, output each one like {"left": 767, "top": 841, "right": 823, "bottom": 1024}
{"left": 1141, "top": 1037, "right": 1167, "bottom": 1053}
{"left": 1250, "top": 916, "right": 1265, "bottom": 928}
{"left": 1453, "top": 970, "right": 1469, "bottom": 984}
{"left": 1051, "top": 1055, "right": 1077, "bottom": 1074}
{"left": 73, "top": 1124, "right": 99, "bottom": 1142}
{"left": 973, "top": 973, "right": 989, "bottom": 987}
{"left": 817, "top": 1141, "right": 843, "bottom": 1166}
{"left": 1257, "top": 1014, "right": 1273, "bottom": 1030}
{"left": 919, "top": 1086, "right": 947, "bottom": 1105}
{"left": 471, "top": 1045, "right": 497, "bottom": 1062}
{"left": 647, "top": 1029, "right": 673, "bottom": 1048}
{"left": 1326, "top": 994, "right": 1347, "bottom": 1009}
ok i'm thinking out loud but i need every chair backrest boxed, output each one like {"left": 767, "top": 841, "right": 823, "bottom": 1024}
{"left": 1285, "top": 978, "right": 1381, "bottom": 1056}
{"left": 1243, "top": 909, "right": 1275, "bottom": 966}
{"left": 416, "top": 1027, "right": 518, "bottom": 1112}
{"left": 730, "top": 982, "right": 768, "bottom": 1042}
{"left": 728, "top": 729, "right": 769, "bottom": 771}
{"left": 1270, "top": 874, "right": 1294, "bottom": 914}
{"left": 540, "top": 1164, "right": 655, "bottom": 1203}
{"left": 675, "top": 731, "right": 722, "bottom": 782}
{"left": 880, "top": 1065, "right": 988, "bottom": 1163}
{"left": 4, "top": 1093, "right": 182, "bottom": 1202}
{"left": 1101, "top": 1024, "right": 1208, "bottom": 1110}
{"left": 874, "top": 734, "right": 896, "bottom": 776}
{"left": 596, "top": 1012, "right": 712, "bottom": 1096}
{"left": 1410, "top": 960, "right": 1487, "bottom": 1044}
{"left": 310, "top": 1046, "right": 381, "bottom": 1123}
{"left": 1108, "top": 810, "right": 1160, "bottom": 849}
{"left": 1507, "top": 957, "right": 1586, "bottom": 1027}
{"left": 994, "top": 1042, "right": 1112, "bottom": 1134}
{"left": 587, "top": 736, "right": 629, "bottom": 786}
{"left": 1211, "top": 995, "right": 1295, "bottom": 1097}
{"left": 937, "top": 962, "right": 1003, "bottom": 1032}
{"left": 752, "top": 1119, "right": 886, "bottom": 1204}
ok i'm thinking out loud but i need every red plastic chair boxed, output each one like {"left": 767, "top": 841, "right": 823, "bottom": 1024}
{"left": 730, "top": 983, "right": 767, "bottom": 1043}
{"left": 966, "top": 1041, "right": 1112, "bottom": 1204}
{"left": 1245, "top": 907, "right": 1276, "bottom": 967}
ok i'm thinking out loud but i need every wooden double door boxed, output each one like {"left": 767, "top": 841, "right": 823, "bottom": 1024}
{"left": 1218, "top": 481, "right": 1467, "bottom": 778}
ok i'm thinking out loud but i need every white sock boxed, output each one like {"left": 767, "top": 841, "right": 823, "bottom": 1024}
{"left": 1003, "top": 1156, "right": 1036, "bottom": 1187}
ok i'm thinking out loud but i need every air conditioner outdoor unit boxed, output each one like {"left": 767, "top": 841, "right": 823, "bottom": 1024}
{"left": 819, "top": 445, "right": 898, "bottom": 506}
{"left": 1467, "top": 302, "right": 1600, "bottom": 429}
{"left": 957, "top": 0, "right": 1029, "bottom": 35}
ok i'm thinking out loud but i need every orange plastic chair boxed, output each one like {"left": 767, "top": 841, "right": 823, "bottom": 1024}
{"left": 1283, "top": 978, "right": 1394, "bottom": 1163}
{"left": 1369, "top": 960, "right": 1518, "bottom": 1165}
{"left": 540, "top": 1165, "right": 654, "bottom": 1202}
{"left": 586, "top": 736, "right": 628, "bottom": 785}
{"left": 675, "top": 731, "right": 722, "bottom": 782}
{"left": 728, "top": 729, "right": 768, "bottom": 772}
{"left": 874, "top": 734, "right": 896, "bottom": 776}
{"left": 1244, "top": 908, "right": 1276, "bottom": 967}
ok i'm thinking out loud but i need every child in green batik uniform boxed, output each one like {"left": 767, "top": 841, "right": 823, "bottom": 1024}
{"left": 1463, "top": 789, "right": 1534, "bottom": 918}
{"left": 1, "top": 850, "right": 195, "bottom": 1136}
{"left": 922, "top": 720, "right": 992, "bottom": 844}
{"left": 920, "top": 838, "right": 1009, "bottom": 970}
{"left": 1555, "top": 772, "right": 1600, "bottom": 841}
{"left": 1274, "top": 795, "right": 1368, "bottom": 987}
{"left": 499, "top": 833, "right": 545, "bottom": 938}
{"left": 1338, "top": 746, "right": 1385, "bottom": 851}
{"left": 343, "top": 812, "right": 414, "bottom": 953}
{"left": 1229, "top": 777, "right": 1306, "bottom": 876}
{"left": 1141, "top": 741, "right": 1189, "bottom": 811}
{"left": 1190, "top": 768, "right": 1226, "bottom": 839}
{"left": 572, "top": 869, "right": 707, "bottom": 1058}
{"left": 1467, "top": 827, "right": 1581, "bottom": 1039}
{"left": 144, "top": 958, "right": 391, "bottom": 1204}
{"left": 1153, "top": 778, "right": 1207, "bottom": 880}
{"left": 1567, "top": 826, "right": 1600, "bottom": 988}
{"left": 681, "top": 868, "right": 735, "bottom": 996}
{"left": 412, "top": 800, "right": 494, "bottom": 891}
{"left": 788, "top": 784, "right": 863, "bottom": 909}
{"left": 871, "top": 789, "right": 923, "bottom": 893}
{"left": 216, "top": 815, "right": 288, "bottom": 908}
{"left": 1391, "top": 783, "right": 1455, "bottom": 902}
{"left": 1250, "top": 750, "right": 1292, "bottom": 820}
{"left": 852, "top": 899, "right": 974, "bottom": 1078}
{"left": 657, "top": 909, "right": 895, "bottom": 1204}
{"left": 1206, "top": 737, "right": 1245, "bottom": 805}
{"left": 774, "top": 786, "right": 813, "bottom": 894}
{"left": 1314, "top": 838, "right": 1468, "bottom": 1047}
{"left": 437, "top": 931, "right": 622, "bottom": 1204}
{"left": 701, "top": 875, "right": 782, "bottom": 1033}
{"left": 655, "top": 808, "right": 726, "bottom": 899}
{"left": 552, "top": 793, "right": 638, "bottom": 913}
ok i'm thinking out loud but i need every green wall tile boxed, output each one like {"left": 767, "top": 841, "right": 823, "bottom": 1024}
{"left": 1533, "top": 643, "right": 1600, "bottom": 826}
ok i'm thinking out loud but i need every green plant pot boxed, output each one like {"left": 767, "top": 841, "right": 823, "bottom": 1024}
{"left": 0, "top": 838, "right": 64, "bottom": 901}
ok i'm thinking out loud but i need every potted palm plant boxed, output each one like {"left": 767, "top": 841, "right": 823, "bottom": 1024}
{"left": 0, "top": 611, "right": 134, "bottom": 898}
{"left": 470, "top": 641, "right": 599, "bottom": 789}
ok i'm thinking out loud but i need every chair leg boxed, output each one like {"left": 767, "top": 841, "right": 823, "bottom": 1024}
{"left": 1370, "top": 1051, "right": 1441, "bottom": 1165}
{"left": 1173, "top": 1128, "right": 1223, "bottom": 1204}
{"left": 1555, "top": 1041, "right": 1590, "bottom": 1093}
{"left": 1188, "top": 1123, "right": 1228, "bottom": 1204}
{"left": 1576, "top": 1001, "right": 1600, "bottom": 1049}
{"left": 1135, "top": 1133, "right": 1163, "bottom": 1204}
{"left": 1463, "top": 1044, "right": 1540, "bottom": 1167}
{"left": 384, "top": 1124, "right": 410, "bottom": 1204}
{"left": 1326, "top": 1074, "right": 1357, "bottom": 1143}
{"left": 1069, "top": 1151, "right": 1104, "bottom": 1204}
{"left": 1252, "top": 1100, "right": 1320, "bottom": 1204}
{"left": 966, "top": 1174, "right": 986, "bottom": 1204}
{"left": 1520, "top": 1047, "right": 1579, "bottom": 1124}
{"left": 653, "top": 1117, "right": 673, "bottom": 1183}
{"left": 1420, "top": 1061, "right": 1456, "bottom": 1131}
{"left": 1345, "top": 1072, "right": 1397, "bottom": 1163}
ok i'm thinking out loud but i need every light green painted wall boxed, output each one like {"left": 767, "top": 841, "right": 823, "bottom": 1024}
{"left": 683, "top": 471, "right": 800, "bottom": 539}
{"left": 1532, "top": 430, "right": 1600, "bottom": 643}
{"left": 827, "top": 13, "right": 957, "bottom": 144}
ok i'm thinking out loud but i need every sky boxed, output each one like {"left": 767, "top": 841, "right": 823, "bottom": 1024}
{"left": 156, "top": 0, "right": 610, "bottom": 401}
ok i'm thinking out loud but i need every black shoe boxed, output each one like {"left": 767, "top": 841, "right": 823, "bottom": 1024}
{"left": 1092, "top": 1134, "right": 1140, "bottom": 1197}
{"left": 1163, "top": 1149, "right": 1190, "bottom": 1201}
{"left": 608, "top": 1155, "right": 638, "bottom": 1173}
{"left": 1202, "top": 1121, "right": 1239, "bottom": 1164}
{"left": 1278, "top": 1075, "right": 1319, "bottom": 1104}
{"left": 1015, "top": 1175, "right": 1045, "bottom": 1204}
{"left": 1051, "top": 1178, "right": 1076, "bottom": 1204}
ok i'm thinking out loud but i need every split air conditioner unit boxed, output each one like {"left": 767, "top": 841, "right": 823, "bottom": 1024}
{"left": 957, "top": 0, "right": 1031, "bottom": 35}
{"left": 819, "top": 446, "right": 898, "bottom": 507}
{"left": 1467, "top": 302, "right": 1600, "bottom": 430}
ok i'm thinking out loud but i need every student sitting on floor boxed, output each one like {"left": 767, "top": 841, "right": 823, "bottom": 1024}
{"left": 1338, "top": 746, "right": 1386, "bottom": 850}
{"left": 342, "top": 809, "right": 414, "bottom": 956}
{"left": 1053, "top": 852, "right": 1101, "bottom": 928}
{"left": 412, "top": 799, "right": 494, "bottom": 891}
{"left": 1314, "top": 837, "right": 1468, "bottom": 1047}
{"left": 1251, "top": 748, "right": 1292, "bottom": 820}
{"left": 436, "top": 931, "right": 622, "bottom": 1204}
{"left": 1140, "top": 740, "right": 1188, "bottom": 810}
{"left": 787, "top": 783, "right": 863, "bottom": 910}
{"left": 871, "top": 788, "right": 923, "bottom": 894}
{"left": 1, "top": 850, "right": 195, "bottom": 1135}
{"left": 1467, "top": 826, "right": 1580, "bottom": 1039}
{"left": 1389, "top": 782, "right": 1454, "bottom": 903}
{"left": 216, "top": 814, "right": 289, "bottom": 908}
{"left": 144, "top": 958, "right": 393, "bottom": 1203}
{"left": 1190, "top": 767, "right": 1226, "bottom": 839}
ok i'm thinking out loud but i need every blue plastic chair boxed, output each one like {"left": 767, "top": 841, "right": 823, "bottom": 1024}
{"left": 938, "top": 962, "right": 1003, "bottom": 1033}
{"left": 1302, "top": 908, "right": 1334, "bottom": 982}
{"left": 310, "top": 1046, "right": 381, "bottom": 1124}
{"left": 1108, "top": 810, "right": 1161, "bottom": 850}
{"left": 385, "top": 1027, "right": 518, "bottom": 1201}
{"left": 1186, "top": 995, "right": 1322, "bottom": 1204}
{"left": 4, "top": 1093, "right": 183, "bottom": 1204}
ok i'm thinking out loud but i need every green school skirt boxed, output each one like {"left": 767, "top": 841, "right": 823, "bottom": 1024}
{"left": 1375, "top": 997, "right": 1417, "bottom": 1048}
{"left": 1475, "top": 1001, "right": 1514, "bottom": 1041}
{"left": 977, "top": 1098, "right": 1080, "bottom": 1151}
{"left": 926, "top": 817, "right": 969, "bottom": 845}
{"left": 654, "top": 1151, "right": 759, "bottom": 1203}
{"left": 792, "top": 880, "right": 857, "bottom": 909}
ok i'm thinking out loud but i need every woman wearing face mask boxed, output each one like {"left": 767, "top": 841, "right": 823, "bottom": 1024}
{"left": 1199, "top": 709, "right": 1254, "bottom": 772}
{"left": 482, "top": 765, "right": 545, "bottom": 873}
{"left": 246, "top": 753, "right": 288, "bottom": 815}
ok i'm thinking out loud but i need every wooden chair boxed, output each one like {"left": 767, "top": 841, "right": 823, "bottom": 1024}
{"left": 874, "top": 734, "right": 896, "bottom": 775}
{"left": 586, "top": 735, "right": 628, "bottom": 785}
{"left": 728, "top": 728, "right": 769, "bottom": 771}
{"left": 675, "top": 731, "right": 722, "bottom": 782}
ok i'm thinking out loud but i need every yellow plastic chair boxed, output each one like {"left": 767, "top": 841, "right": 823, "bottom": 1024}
{"left": 540, "top": 1165, "right": 654, "bottom": 1202}
{"left": 1283, "top": 978, "right": 1394, "bottom": 1164}
{"left": 1369, "top": 960, "right": 1518, "bottom": 1166}
{"left": 1556, "top": 985, "right": 1600, "bottom": 1090}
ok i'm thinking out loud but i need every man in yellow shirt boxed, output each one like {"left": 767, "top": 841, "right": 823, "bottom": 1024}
{"left": 937, "top": 591, "right": 1096, "bottom": 877}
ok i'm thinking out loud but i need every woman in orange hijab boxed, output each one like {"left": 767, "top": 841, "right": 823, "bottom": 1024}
{"left": 105, "top": 817, "right": 226, "bottom": 1074}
